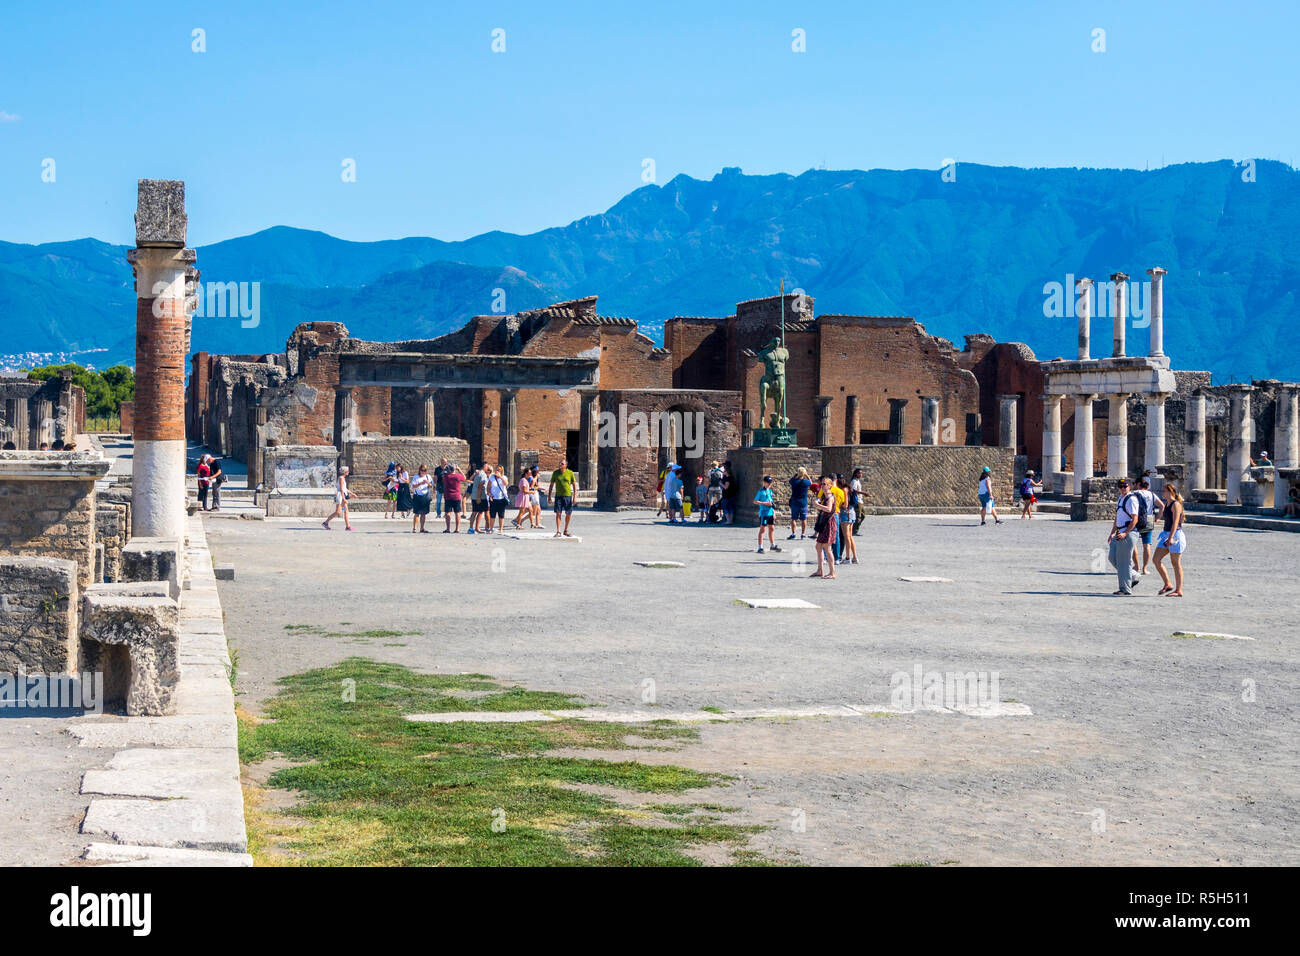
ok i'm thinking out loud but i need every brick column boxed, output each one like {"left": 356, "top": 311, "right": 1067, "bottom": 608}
{"left": 997, "top": 394, "right": 1018, "bottom": 450}
{"left": 1274, "top": 385, "right": 1299, "bottom": 510}
{"left": 128, "top": 180, "right": 196, "bottom": 540}
{"left": 1076, "top": 277, "right": 1093, "bottom": 360}
{"left": 844, "top": 394, "right": 860, "bottom": 444}
{"left": 419, "top": 387, "right": 437, "bottom": 438}
{"left": 1073, "top": 393, "right": 1096, "bottom": 496}
{"left": 1110, "top": 272, "right": 1128, "bottom": 358}
{"left": 1225, "top": 385, "right": 1253, "bottom": 505}
{"left": 1146, "top": 267, "right": 1166, "bottom": 359}
{"left": 578, "top": 389, "right": 599, "bottom": 492}
{"left": 1041, "top": 394, "right": 1062, "bottom": 493}
{"left": 1144, "top": 392, "right": 1168, "bottom": 472}
{"left": 1185, "top": 390, "right": 1207, "bottom": 492}
{"left": 815, "top": 395, "right": 832, "bottom": 447}
{"left": 887, "top": 398, "right": 908, "bottom": 445}
{"left": 920, "top": 396, "right": 940, "bottom": 446}
{"left": 1107, "top": 394, "right": 1130, "bottom": 480}
{"left": 497, "top": 388, "right": 518, "bottom": 471}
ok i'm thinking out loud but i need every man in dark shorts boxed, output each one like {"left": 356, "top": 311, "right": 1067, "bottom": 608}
{"left": 721, "top": 461, "right": 738, "bottom": 525}
{"left": 441, "top": 463, "right": 465, "bottom": 533}
{"left": 469, "top": 463, "right": 490, "bottom": 534}
{"left": 549, "top": 459, "right": 577, "bottom": 537}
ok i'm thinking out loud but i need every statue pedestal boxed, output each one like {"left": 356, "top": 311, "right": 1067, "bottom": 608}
{"left": 728, "top": 444, "right": 823, "bottom": 526}
{"left": 750, "top": 427, "right": 799, "bottom": 448}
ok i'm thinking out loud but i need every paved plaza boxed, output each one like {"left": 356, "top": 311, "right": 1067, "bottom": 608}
{"left": 195, "top": 508, "right": 1299, "bottom": 866}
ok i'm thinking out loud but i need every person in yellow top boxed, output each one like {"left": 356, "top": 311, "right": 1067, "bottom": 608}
{"left": 829, "top": 477, "right": 847, "bottom": 561}
{"left": 549, "top": 459, "right": 578, "bottom": 537}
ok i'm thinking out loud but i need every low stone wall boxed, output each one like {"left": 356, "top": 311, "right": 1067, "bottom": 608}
{"left": 729, "top": 446, "right": 825, "bottom": 526}
{"left": 820, "top": 444, "right": 1017, "bottom": 514}
{"left": 0, "top": 452, "right": 111, "bottom": 593}
{"left": 346, "top": 436, "right": 470, "bottom": 490}
{"left": 0, "top": 556, "right": 80, "bottom": 674}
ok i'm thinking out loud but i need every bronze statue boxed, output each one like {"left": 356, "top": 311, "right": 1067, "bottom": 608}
{"left": 756, "top": 336, "right": 789, "bottom": 428}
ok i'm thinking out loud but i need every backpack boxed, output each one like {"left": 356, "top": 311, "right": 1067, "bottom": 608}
{"left": 1020, "top": 477, "right": 1034, "bottom": 496}
{"left": 708, "top": 467, "right": 722, "bottom": 488}
{"left": 1124, "top": 491, "right": 1153, "bottom": 533}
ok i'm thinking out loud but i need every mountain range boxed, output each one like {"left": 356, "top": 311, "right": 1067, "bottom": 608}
{"left": 2, "top": 160, "right": 1297, "bottom": 381}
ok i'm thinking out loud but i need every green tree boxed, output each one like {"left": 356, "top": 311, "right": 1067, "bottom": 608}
{"left": 24, "top": 363, "right": 135, "bottom": 418}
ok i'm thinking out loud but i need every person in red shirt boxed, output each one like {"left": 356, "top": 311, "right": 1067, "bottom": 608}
{"left": 441, "top": 463, "right": 466, "bottom": 533}
{"left": 196, "top": 455, "right": 212, "bottom": 511}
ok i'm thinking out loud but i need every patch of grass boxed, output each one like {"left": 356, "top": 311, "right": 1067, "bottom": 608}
{"left": 700, "top": 706, "right": 724, "bottom": 715}
{"left": 891, "top": 861, "right": 931, "bottom": 867}
{"left": 239, "top": 658, "right": 761, "bottom": 866}
{"left": 1170, "top": 631, "right": 1226, "bottom": 640}
{"left": 280, "top": 623, "right": 418, "bottom": 639}
{"left": 227, "top": 647, "right": 239, "bottom": 690}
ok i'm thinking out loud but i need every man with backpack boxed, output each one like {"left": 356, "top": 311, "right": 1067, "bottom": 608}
{"left": 1107, "top": 478, "right": 1144, "bottom": 595}
{"left": 1131, "top": 475, "right": 1164, "bottom": 575}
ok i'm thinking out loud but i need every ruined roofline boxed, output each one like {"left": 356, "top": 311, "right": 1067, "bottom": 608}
{"left": 734, "top": 293, "right": 813, "bottom": 308}
{"left": 816, "top": 314, "right": 916, "bottom": 324}
{"left": 519, "top": 295, "right": 599, "bottom": 316}
{"left": 570, "top": 315, "right": 637, "bottom": 327}
{"left": 666, "top": 315, "right": 730, "bottom": 323}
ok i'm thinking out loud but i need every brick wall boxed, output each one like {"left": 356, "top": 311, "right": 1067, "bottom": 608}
{"left": 119, "top": 402, "right": 134, "bottom": 435}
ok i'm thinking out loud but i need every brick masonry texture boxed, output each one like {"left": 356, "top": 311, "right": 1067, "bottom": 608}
{"left": 821, "top": 445, "right": 1018, "bottom": 512}
{"left": 0, "top": 556, "right": 79, "bottom": 673}
{"left": 346, "top": 437, "right": 470, "bottom": 489}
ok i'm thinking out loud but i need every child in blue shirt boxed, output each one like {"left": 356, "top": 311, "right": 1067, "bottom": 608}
{"left": 755, "top": 475, "right": 781, "bottom": 553}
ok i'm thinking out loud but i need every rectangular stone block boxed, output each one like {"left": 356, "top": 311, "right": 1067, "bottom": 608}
{"left": 121, "top": 537, "right": 181, "bottom": 600}
{"left": 0, "top": 556, "right": 79, "bottom": 673}
{"left": 80, "top": 591, "right": 180, "bottom": 716}
{"left": 134, "top": 179, "right": 187, "bottom": 246}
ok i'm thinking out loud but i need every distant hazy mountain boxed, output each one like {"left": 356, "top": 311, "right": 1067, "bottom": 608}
{"left": 2, "top": 161, "right": 1296, "bottom": 380}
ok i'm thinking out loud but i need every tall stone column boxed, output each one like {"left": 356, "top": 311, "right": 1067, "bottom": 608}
{"left": 1107, "top": 394, "right": 1130, "bottom": 480}
{"left": 578, "top": 389, "right": 599, "bottom": 492}
{"left": 1144, "top": 393, "right": 1168, "bottom": 472}
{"left": 334, "top": 386, "right": 356, "bottom": 451}
{"left": 1076, "top": 277, "right": 1093, "bottom": 360}
{"left": 997, "top": 394, "right": 1018, "bottom": 450}
{"left": 4, "top": 396, "right": 27, "bottom": 449}
{"left": 920, "top": 396, "right": 940, "bottom": 446}
{"left": 1185, "top": 390, "right": 1207, "bottom": 492}
{"left": 128, "top": 180, "right": 196, "bottom": 540}
{"left": 1146, "top": 267, "right": 1166, "bottom": 359}
{"left": 1073, "top": 393, "right": 1096, "bottom": 496}
{"left": 844, "top": 395, "right": 860, "bottom": 445}
{"left": 419, "top": 388, "right": 437, "bottom": 438}
{"left": 1274, "top": 384, "right": 1299, "bottom": 511}
{"left": 37, "top": 398, "right": 53, "bottom": 445}
{"left": 1225, "top": 385, "right": 1253, "bottom": 505}
{"left": 815, "top": 396, "right": 833, "bottom": 447}
{"left": 1110, "top": 272, "right": 1128, "bottom": 357}
{"left": 887, "top": 398, "right": 908, "bottom": 445}
{"left": 1041, "top": 394, "right": 1062, "bottom": 493}
{"left": 497, "top": 388, "right": 518, "bottom": 471}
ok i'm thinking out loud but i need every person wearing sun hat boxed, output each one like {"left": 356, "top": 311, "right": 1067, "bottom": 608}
{"left": 1019, "top": 469, "right": 1043, "bottom": 519}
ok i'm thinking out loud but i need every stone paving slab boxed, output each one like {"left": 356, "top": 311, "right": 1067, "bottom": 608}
{"left": 899, "top": 576, "right": 955, "bottom": 583}
{"left": 83, "top": 842, "right": 253, "bottom": 867}
{"left": 737, "top": 597, "right": 820, "bottom": 609}
{"left": 67, "top": 714, "right": 237, "bottom": 750}
{"left": 104, "top": 747, "right": 237, "bottom": 773}
{"left": 81, "top": 796, "right": 248, "bottom": 852}
{"left": 81, "top": 767, "right": 238, "bottom": 799}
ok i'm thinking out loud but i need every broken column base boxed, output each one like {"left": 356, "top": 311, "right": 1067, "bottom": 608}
{"left": 80, "top": 587, "right": 180, "bottom": 716}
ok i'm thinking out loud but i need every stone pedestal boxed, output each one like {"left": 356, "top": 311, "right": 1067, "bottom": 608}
{"left": 728, "top": 446, "right": 823, "bottom": 526}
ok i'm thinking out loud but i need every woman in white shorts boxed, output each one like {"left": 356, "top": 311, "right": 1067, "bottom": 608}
{"left": 1154, "top": 482, "right": 1187, "bottom": 596}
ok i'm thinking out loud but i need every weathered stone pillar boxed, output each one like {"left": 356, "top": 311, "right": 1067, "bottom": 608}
{"left": 1185, "top": 390, "right": 1207, "bottom": 492}
{"left": 419, "top": 388, "right": 437, "bottom": 438}
{"left": 1041, "top": 394, "right": 1062, "bottom": 493}
{"left": 4, "top": 397, "right": 27, "bottom": 449}
{"left": 334, "top": 386, "right": 356, "bottom": 451}
{"left": 1076, "top": 277, "right": 1093, "bottom": 360}
{"left": 497, "top": 388, "right": 518, "bottom": 471}
{"left": 578, "top": 389, "right": 599, "bottom": 492}
{"left": 1110, "top": 272, "right": 1128, "bottom": 357}
{"left": 37, "top": 398, "right": 53, "bottom": 446}
{"left": 1107, "top": 394, "right": 1130, "bottom": 480}
{"left": 247, "top": 405, "right": 268, "bottom": 489}
{"left": 1225, "top": 385, "right": 1254, "bottom": 504}
{"left": 128, "top": 180, "right": 196, "bottom": 540}
{"left": 1146, "top": 267, "right": 1166, "bottom": 359}
{"left": 997, "top": 394, "right": 1018, "bottom": 450}
{"left": 1073, "top": 393, "right": 1096, "bottom": 496}
{"left": 1274, "top": 385, "right": 1299, "bottom": 511}
{"left": 1144, "top": 392, "right": 1168, "bottom": 471}
{"left": 887, "top": 398, "right": 908, "bottom": 445}
{"left": 844, "top": 395, "right": 860, "bottom": 445}
{"left": 741, "top": 409, "right": 754, "bottom": 448}
{"left": 815, "top": 395, "right": 833, "bottom": 447}
{"left": 55, "top": 369, "right": 76, "bottom": 443}
{"left": 920, "top": 396, "right": 940, "bottom": 446}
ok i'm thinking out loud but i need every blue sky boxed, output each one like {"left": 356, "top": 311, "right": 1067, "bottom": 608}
{"left": 2, "top": 0, "right": 1297, "bottom": 246}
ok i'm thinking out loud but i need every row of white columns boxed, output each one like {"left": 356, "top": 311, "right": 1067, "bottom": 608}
{"left": 1040, "top": 392, "right": 1168, "bottom": 495}
{"left": 1207, "top": 385, "right": 1300, "bottom": 507}
{"left": 1076, "top": 269, "right": 1165, "bottom": 360}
